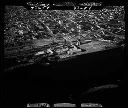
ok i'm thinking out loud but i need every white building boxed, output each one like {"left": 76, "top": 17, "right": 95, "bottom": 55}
{"left": 68, "top": 45, "right": 81, "bottom": 55}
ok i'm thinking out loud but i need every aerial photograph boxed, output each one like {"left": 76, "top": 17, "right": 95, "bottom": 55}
{"left": 2, "top": 1, "right": 126, "bottom": 107}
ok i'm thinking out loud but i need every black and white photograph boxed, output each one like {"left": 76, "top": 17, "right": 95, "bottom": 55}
{"left": 1, "top": 0, "right": 126, "bottom": 107}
